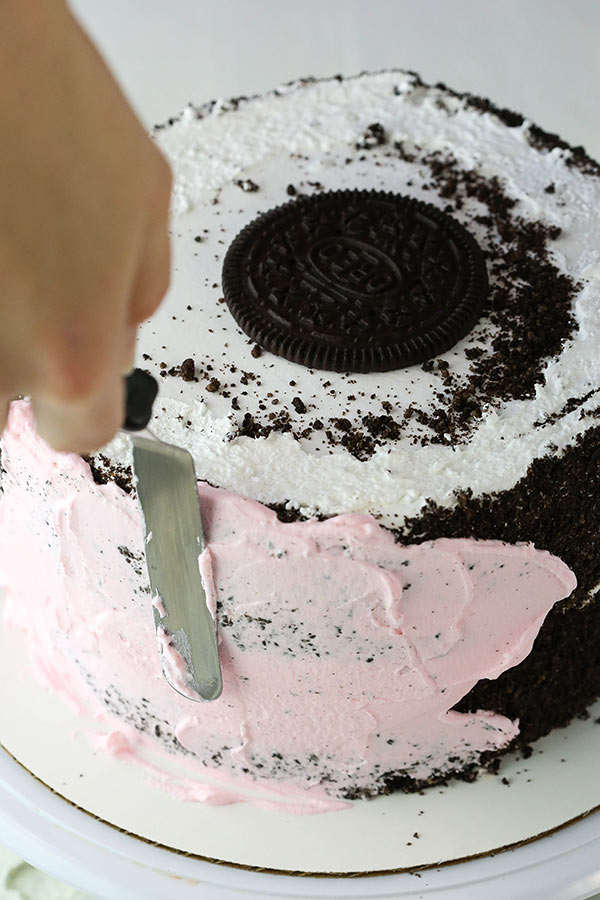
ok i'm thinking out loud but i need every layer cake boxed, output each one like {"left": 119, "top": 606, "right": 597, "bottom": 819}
{"left": 1, "top": 70, "right": 599, "bottom": 811}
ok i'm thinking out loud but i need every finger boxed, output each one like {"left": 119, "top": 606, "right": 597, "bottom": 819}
{"left": 128, "top": 153, "right": 172, "bottom": 328}
{"left": 34, "top": 283, "right": 132, "bottom": 405}
{"left": 128, "top": 218, "right": 171, "bottom": 327}
{"left": 31, "top": 277, "right": 134, "bottom": 451}
{"left": 121, "top": 325, "right": 137, "bottom": 374}
{"left": 34, "top": 372, "right": 125, "bottom": 454}
{"left": 0, "top": 398, "right": 12, "bottom": 438}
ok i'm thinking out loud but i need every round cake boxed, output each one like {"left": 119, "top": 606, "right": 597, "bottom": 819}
{"left": 1, "top": 69, "right": 599, "bottom": 813}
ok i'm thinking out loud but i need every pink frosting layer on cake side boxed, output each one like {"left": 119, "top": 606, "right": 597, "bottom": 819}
{"left": 0, "top": 401, "right": 576, "bottom": 812}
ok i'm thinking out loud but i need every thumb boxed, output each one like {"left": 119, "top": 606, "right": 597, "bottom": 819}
{"left": 34, "top": 373, "right": 125, "bottom": 454}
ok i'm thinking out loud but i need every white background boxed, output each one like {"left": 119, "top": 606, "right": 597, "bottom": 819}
{"left": 2, "top": 1, "right": 600, "bottom": 897}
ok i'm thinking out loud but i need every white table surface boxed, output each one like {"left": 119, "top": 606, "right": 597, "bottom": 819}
{"left": 3, "top": 1, "right": 600, "bottom": 897}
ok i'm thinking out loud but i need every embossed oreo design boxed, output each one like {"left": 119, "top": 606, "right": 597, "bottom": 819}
{"left": 222, "top": 190, "right": 488, "bottom": 372}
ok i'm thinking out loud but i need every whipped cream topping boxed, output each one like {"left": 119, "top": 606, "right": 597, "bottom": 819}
{"left": 93, "top": 69, "right": 600, "bottom": 526}
{"left": 0, "top": 402, "right": 576, "bottom": 809}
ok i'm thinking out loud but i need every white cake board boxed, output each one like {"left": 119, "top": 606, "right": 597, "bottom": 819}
{"left": 0, "top": 752, "right": 599, "bottom": 900}
{"left": 0, "top": 604, "right": 599, "bottom": 884}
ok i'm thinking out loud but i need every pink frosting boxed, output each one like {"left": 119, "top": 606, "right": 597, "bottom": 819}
{"left": 0, "top": 401, "right": 576, "bottom": 812}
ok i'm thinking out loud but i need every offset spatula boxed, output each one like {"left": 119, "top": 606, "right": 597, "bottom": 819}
{"left": 123, "top": 369, "right": 222, "bottom": 702}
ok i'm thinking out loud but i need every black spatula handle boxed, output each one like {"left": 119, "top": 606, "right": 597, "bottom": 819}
{"left": 123, "top": 369, "right": 159, "bottom": 432}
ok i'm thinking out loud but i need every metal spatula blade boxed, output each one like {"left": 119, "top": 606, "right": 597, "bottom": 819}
{"left": 124, "top": 370, "right": 222, "bottom": 702}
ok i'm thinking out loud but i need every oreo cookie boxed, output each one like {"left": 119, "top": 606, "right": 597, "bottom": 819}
{"left": 221, "top": 190, "right": 488, "bottom": 372}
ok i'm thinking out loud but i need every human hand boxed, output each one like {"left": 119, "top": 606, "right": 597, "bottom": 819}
{"left": 0, "top": 0, "right": 171, "bottom": 453}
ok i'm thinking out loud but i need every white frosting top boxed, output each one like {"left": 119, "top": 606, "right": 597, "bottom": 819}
{"left": 100, "top": 70, "right": 600, "bottom": 528}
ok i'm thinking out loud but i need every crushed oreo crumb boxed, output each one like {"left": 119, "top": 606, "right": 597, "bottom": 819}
{"left": 235, "top": 178, "right": 260, "bottom": 192}
{"left": 179, "top": 357, "right": 196, "bottom": 382}
{"left": 84, "top": 455, "right": 134, "bottom": 495}
{"left": 356, "top": 122, "right": 388, "bottom": 150}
